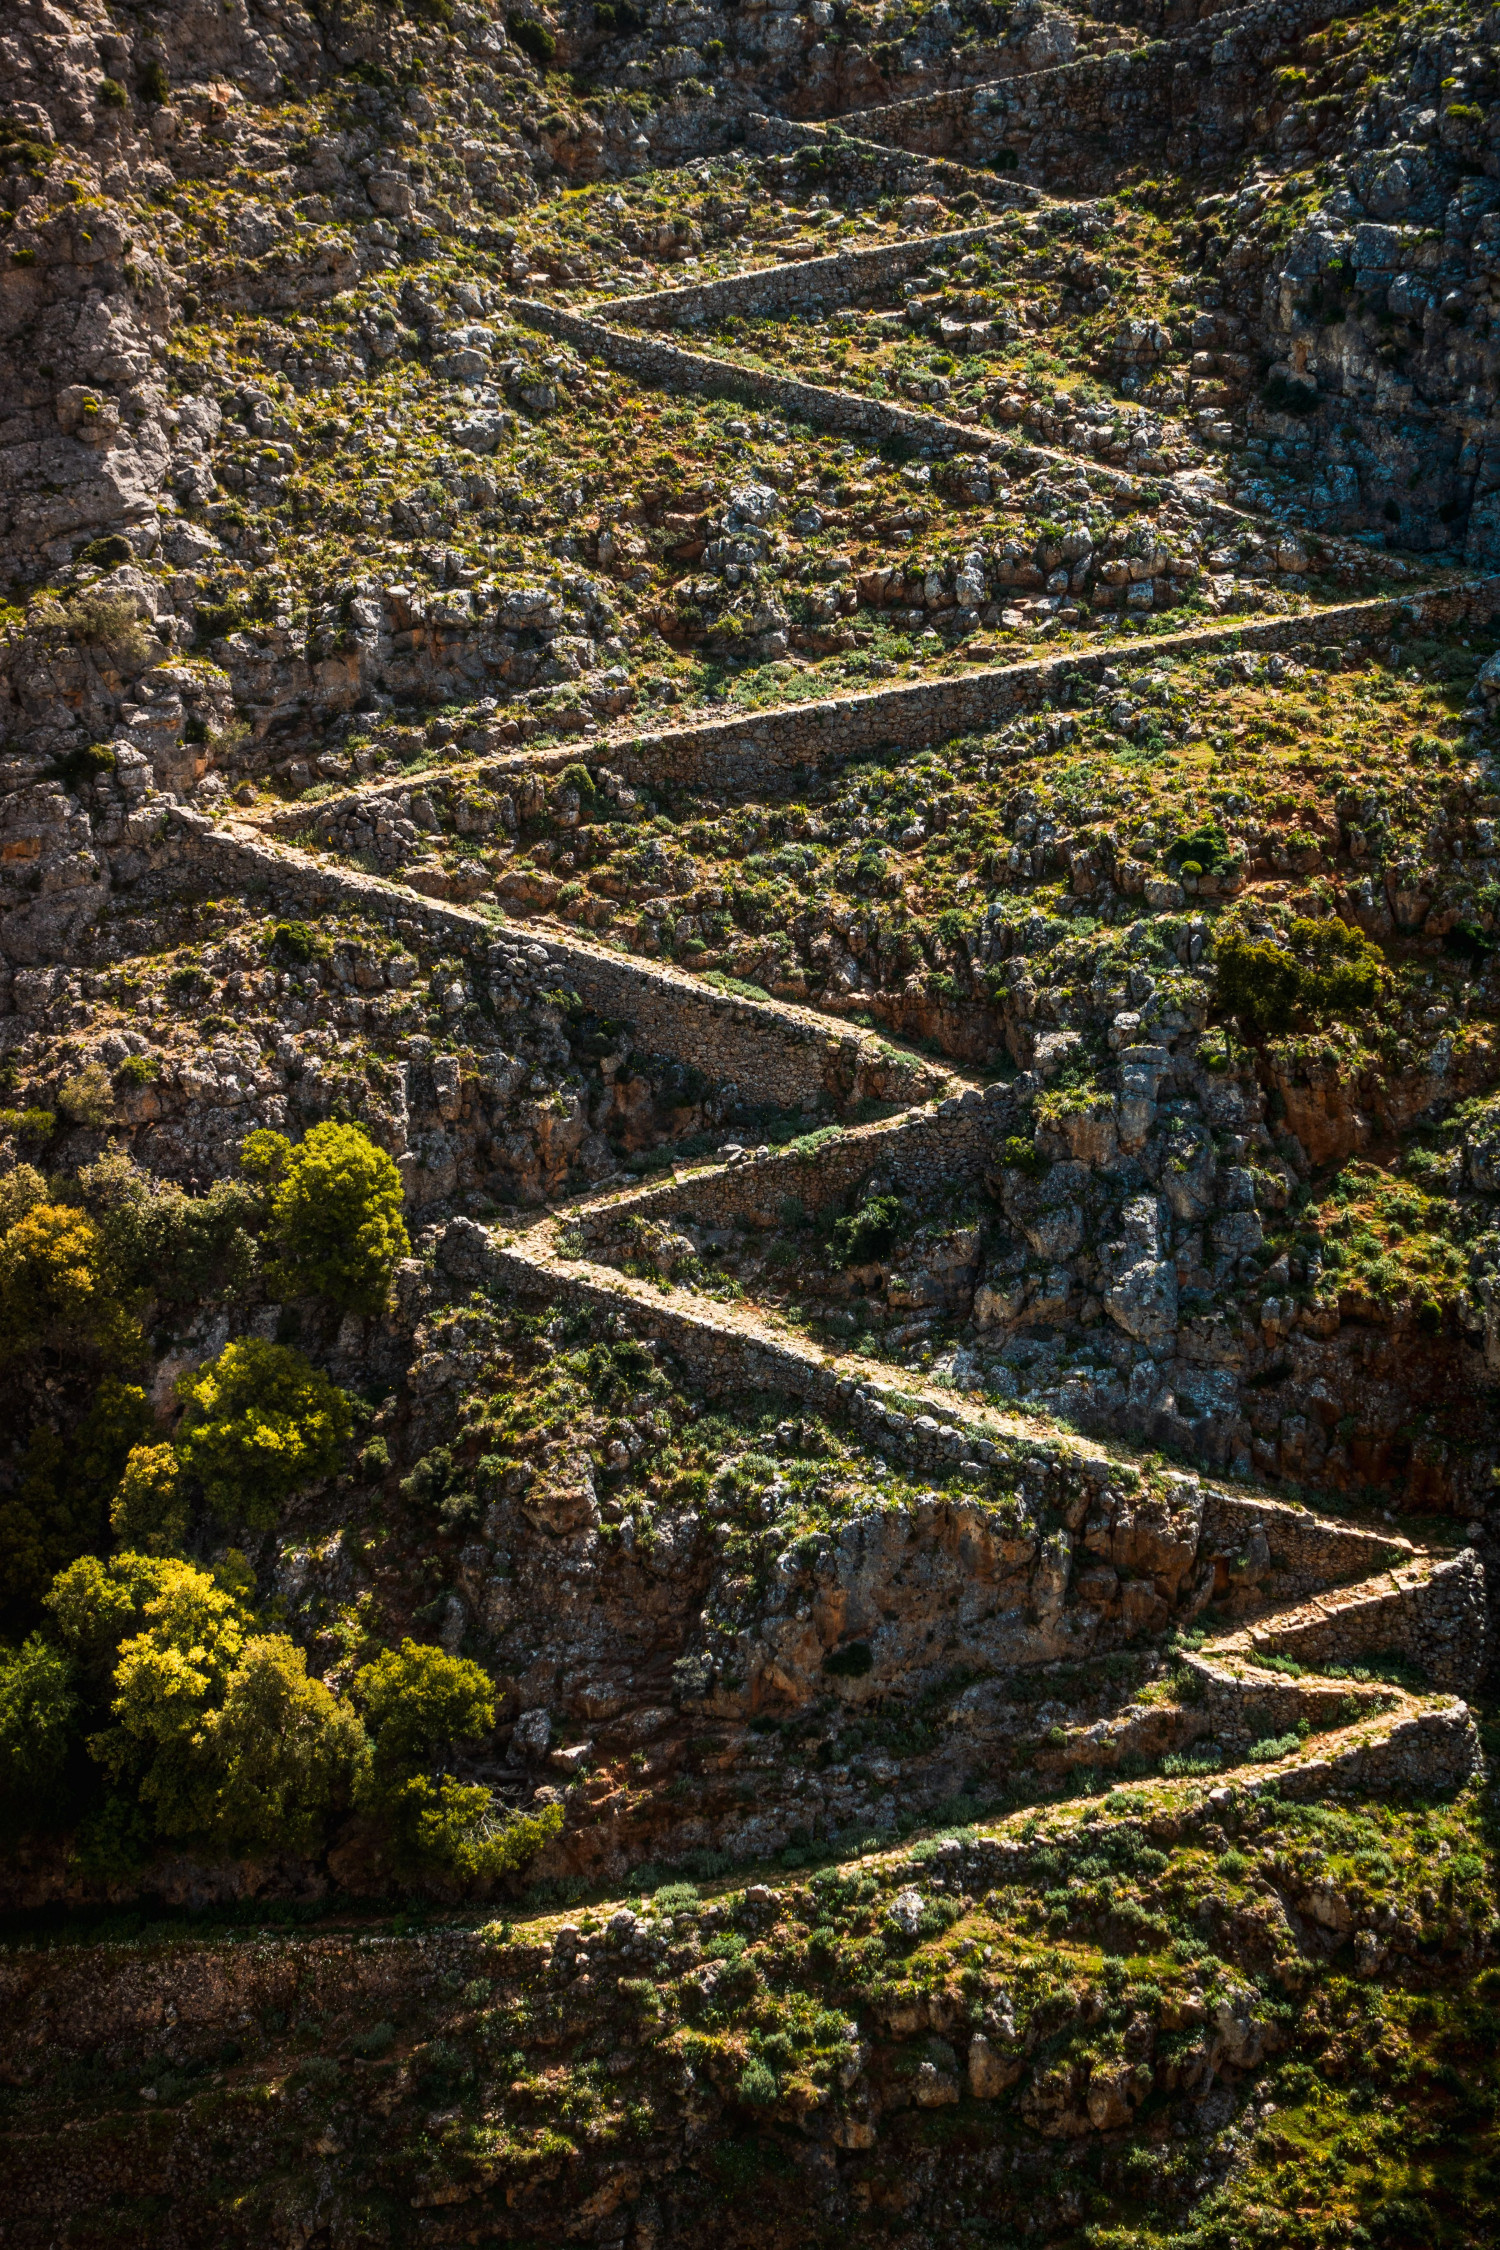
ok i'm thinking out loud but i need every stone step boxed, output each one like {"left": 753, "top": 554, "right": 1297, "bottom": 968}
{"left": 1202, "top": 1549, "right": 1488, "bottom": 1695}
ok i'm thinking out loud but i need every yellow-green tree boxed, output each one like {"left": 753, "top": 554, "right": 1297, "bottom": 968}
{"left": 110, "top": 1444, "right": 189, "bottom": 1555}
{"left": 244, "top": 1121, "right": 409, "bottom": 1316}
{"left": 353, "top": 1638, "right": 558, "bottom": 1881}
{"left": 200, "top": 1635, "right": 369, "bottom": 1853}
{"left": 73, "top": 1559, "right": 366, "bottom": 1852}
{"left": 96, "top": 1559, "right": 250, "bottom": 1836}
{"left": 46, "top": 1549, "right": 186, "bottom": 1672}
{"left": 0, "top": 1204, "right": 141, "bottom": 1366}
{"left": 174, "top": 1338, "right": 353, "bottom": 1530}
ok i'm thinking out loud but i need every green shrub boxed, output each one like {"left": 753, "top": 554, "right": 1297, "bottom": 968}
{"left": 352, "top": 1640, "right": 545, "bottom": 1878}
{"left": 510, "top": 17, "right": 557, "bottom": 65}
{"left": 115, "top": 1054, "right": 160, "bottom": 1087}
{"left": 822, "top": 1641, "right": 874, "bottom": 1677}
{"left": 46, "top": 1548, "right": 185, "bottom": 1673}
{"left": 94, "top": 1558, "right": 252, "bottom": 1835}
{"left": 653, "top": 1879, "right": 700, "bottom": 1912}
{"left": 57, "top": 1061, "right": 114, "bottom": 1129}
{"left": 400, "top": 1444, "right": 481, "bottom": 1531}
{"left": 738, "top": 2058, "right": 778, "bottom": 2108}
{"left": 109, "top": 1444, "right": 188, "bottom": 1555}
{"left": 1249, "top": 1728, "right": 1305, "bottom": 1763}
{"left": 81, "top": 1559, "right": 366, "bottom": 1850}
{"left": 35, "top": 590, "right": 150, "bottom": 661}
{"left": 263, "top": 918, "right": 319, "bottom": 965}
{"left": 0, "top": 1108, "right": 58, "bottom": 1146}
{"left": 829, "top": 1193, "right": 903, "bottom": 1266}
{"left": 1164, "top": 818, "right": 1229, "bottom": 877}
{"left": 244, "top": 1122, "right": 409, "bottom": 1316}
{"left": 1000, "top": 1133, "right": 1047, "bottom": 1176}
{"left": 1215, "top": 917, "right": 1385, "bottom": 1035}
{"left": 138, "top": 59, "right": 170, "bottom": 103}
{"left": 77, "top": 533, "right": 133, "bottom": 569}
{"left": 174, "top": 1339, "right": 353, "bottom": 1530}
{"left": 0, "top": 1633, "right": 78, "bottom": 1815}
{"left": 558, "top": 761, "right": 598, "bottom": 816}
{"left": 97, "top": 77, "right": 128, "bottom": 107}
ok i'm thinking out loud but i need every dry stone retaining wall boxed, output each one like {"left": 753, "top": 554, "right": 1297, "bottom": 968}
{"left": 603, "top": 218, "right": 1032, "bottom": 331}
{"left": 575, "top": 1092, "right": 1018, "bottom": 1245}
{"left": 0, "top": 1929, "right": 490, "bottom": 2070}
{"left": 739, "top": 109, "right": 1044, "bottom": 210}
{"left": 840, "top": 0, "right": 1371, "bottom": 181}
{"left": 177, "top": 821, "right": 944, "bottom": 1115}
{"left": 253, "top": 583, "right": 1500, "bottom": 859}
{"left": 518, "top": 294, "right": 1012, "bottom": 457}
{"left": 1202, "top": 1489, "right": 1419, "bottom": 1592}
{"left": 1240, "top": 1549, "right": 1489, "bottom": 1693}
{"left": 1267, "top": 1699, "right": 1479, "bottom": 1801}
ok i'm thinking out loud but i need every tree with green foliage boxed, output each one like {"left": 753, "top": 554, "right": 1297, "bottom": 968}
{"left": 0, "top": 1203, "right": 141, "bottom": 1366}
{"left": 0, "top": 1165, "right": 46, "bottom": 1234}
{"left": 352, "top": 1637, "right": 553, "bottom": 1879}
{"left": 109, "top": 1444, "right": 188, "bottom": 1554}
{"left": 1215, "top": 916, "right": 1386, "bottom": 1036}
{"left": 0, "top": 1632, "right": 78, "bottom": 1817}
{"left": 174, "top": 1338, "right": 353, "bottom": 1530}
{"left": 79, "top": 1146, "right": 262, "bottom": 1306}
{"left": 199, "top": 1635, "right": 369, "bottom": 1853}
{"left": 50, "top": 1554, "right": 367, "bottom": 1853}
{"left": 45, "top": 1548, "right": 187, "bottom": 1674}
{"left": 0, "top": 1379, "right": 151, "bottom": 1627}
{"left": 95, "top": 1558, "right": 251, "bottom": 1836}
{"left": 354, "top": 1637, "right": 496, "bottom": 1784}
{"left": 392, "top": 1771, "right": 562, "bottom": 1883}
{"left": 243, "top": 1121, "right": 409, "bottom": 1316}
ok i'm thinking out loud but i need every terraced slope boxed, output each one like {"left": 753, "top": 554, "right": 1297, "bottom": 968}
{"left": 4, "top": 2, "right": 1500, "bottom": 2246}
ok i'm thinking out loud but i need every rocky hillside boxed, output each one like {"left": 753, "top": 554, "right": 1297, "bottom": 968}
{"left": 3, "top": 2, "right": 1500, "bottom": 2247}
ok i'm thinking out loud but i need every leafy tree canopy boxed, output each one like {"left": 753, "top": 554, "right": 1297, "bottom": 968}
{"left": 0, "top": 1633, "right": 78, "bottom": 1815}
{"left": 354, "top": 1637, "right": 496, "bottom": 1786}
{"left": 174, "top": 1338, "right": 354, "bottom": 1530}
{"left": 245, "top": 1121, "right": 409, "bottom": 1316}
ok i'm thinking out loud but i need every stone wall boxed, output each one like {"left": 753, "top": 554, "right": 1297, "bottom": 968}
{"left": 0, "top": 1928, "right": 488, "bottom": 2070}
{"left": 1184, "top": 1651, "right": 1396, "bottom": 1735}
{"left": 403, "top": 565, "right": 1500, "bottom": 807}
{"left": 518, "top": 293, "right": 1010, "bottom": 457}
{"left": 839, "top": 0, "right": 1372, "bottom": 185}
{"left": 1270, "top": 1698, "right": 1479, "bottom": 1801}
{"left": 254, "top": 582, "right": 1500, "bottom": 863}
{"left": 604, "top": 217, "right": 1028, "bottom": 332}
{"left": 740, "top": 109, "right": 1041, "bottom": 211}
{"left": 576, "top": 1090, "right": 1017, "bottom": 1246}
{"left": 1202, "top": 1489, "right": 1417, "bottom": 1593}
{"left": 175, "top": 821, "right": 945, "bottom": 1116}
{"left": 1242, "top": 1549, "right": 1489, "bottom": 1694}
